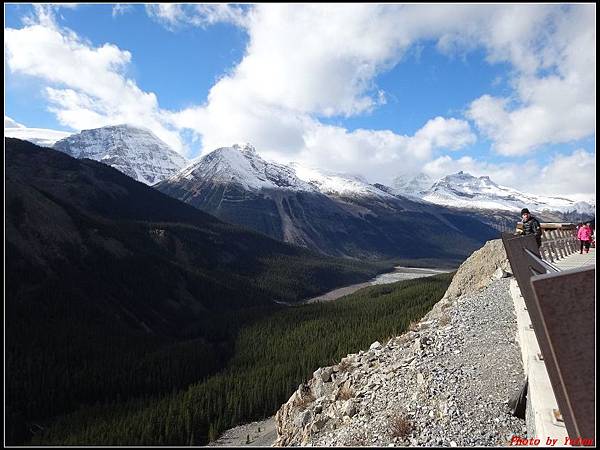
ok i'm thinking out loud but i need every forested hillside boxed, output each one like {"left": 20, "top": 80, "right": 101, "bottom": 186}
{"left": 27, "top": 273, "right": 452, "bottom": 445}
{"left": 5, "top": 138, "right": 384, "bottom": 444}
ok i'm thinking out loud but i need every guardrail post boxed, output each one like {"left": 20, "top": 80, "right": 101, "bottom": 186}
{"left": 549, "top": 231, "right": 560, "bottom": 261}
{"left": 501, "top": 232, "right": 596, "bottom": 443}
{"left": 557, "top": 232, "right": 567, "bottom": 258}
{"left": 569, "top": 231, "right": 577, "bottom": 254}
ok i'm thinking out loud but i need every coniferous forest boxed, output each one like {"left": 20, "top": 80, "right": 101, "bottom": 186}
{"left": 26, "top": 273, "right": 452, "bottom": 445}
{"left": 5, "top": 139, "right": 457, "bottom": 445}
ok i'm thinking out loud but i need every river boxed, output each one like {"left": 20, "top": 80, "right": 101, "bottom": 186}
{"left": 212, "top": 265, "right": 453, "bottom": 447}
{"left": 302, "top": 266, "right": 452, "bottom": 304}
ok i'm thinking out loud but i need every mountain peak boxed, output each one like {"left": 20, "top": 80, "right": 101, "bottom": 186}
{"left": 173, "top": 144, "right": 313, "bottom": 192}
{"left": 53, "top": 124, "right": 187, "bottom": 185}
{"left": 420, "top": 172, "right": 594, "bottom": 215}
{"left": 232, "top": 142, "right": 257, "bottom": 154}
{"left": 392, "top": 172, "right": 433, "bottom": 197}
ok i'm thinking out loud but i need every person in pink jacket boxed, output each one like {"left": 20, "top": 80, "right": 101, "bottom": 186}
{"left": 577, "top": 222, "right": 593, "bottom": 254}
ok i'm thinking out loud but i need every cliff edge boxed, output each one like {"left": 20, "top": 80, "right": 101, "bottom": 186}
{"left": 274, "top": 239, "right": 524, "bottom": 446}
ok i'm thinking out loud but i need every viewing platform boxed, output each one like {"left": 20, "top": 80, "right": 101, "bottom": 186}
{"left": 506, "top": 233, "right": 595, "bottom": 447}
{"left": 553, "top": 248, "right": 595, "bottom": 270}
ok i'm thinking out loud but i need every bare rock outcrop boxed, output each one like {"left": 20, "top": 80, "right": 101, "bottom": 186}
{"left": 443, "top": 238, "right": 511, "bottom": 301}
{"left": 274, "top": 239, "right": 524, "bottom": 447}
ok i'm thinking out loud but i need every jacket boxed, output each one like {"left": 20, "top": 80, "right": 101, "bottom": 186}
{"left": 577, "top": 226, "right": 593, "bottom": 241}
{"left": 522, "top": 215, "right": 542, "bottom": 246}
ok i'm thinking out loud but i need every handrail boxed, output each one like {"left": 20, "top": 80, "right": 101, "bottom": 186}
{"left": 539, "top": 228, "right": 579, "bottom": 263}
{"left": 522, "top": 248, "right": 560, "bottom": 274}
{"left": 501, "top": 233, "right": 595, "bottom": 443}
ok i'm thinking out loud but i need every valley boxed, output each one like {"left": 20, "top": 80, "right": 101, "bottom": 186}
{"left": 5, "top": 4, "right": 595, "bottom": 447}
{"left": 4, "top": 133, "right": 593, "bottom": 446}
{"left": 303, "top": 266, "right": 452, "bottom": 304}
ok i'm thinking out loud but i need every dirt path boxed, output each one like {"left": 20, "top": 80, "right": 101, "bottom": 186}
{"left": 208, "top": 417, "right": 277, "bottom": 447}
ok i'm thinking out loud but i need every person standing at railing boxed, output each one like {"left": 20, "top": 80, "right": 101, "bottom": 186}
{"left": 519, "top": 208, "right": 542, "bottom": 248}
{"left": 577, "top": 222, "right": 593, "bottom": 254}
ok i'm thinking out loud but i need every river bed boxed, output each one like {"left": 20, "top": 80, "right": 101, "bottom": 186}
{"left": 212, "top": 266, "right": 453, "bottom": 447}
{"left": 303, "top": 266, "right": 452, "bottom": 304}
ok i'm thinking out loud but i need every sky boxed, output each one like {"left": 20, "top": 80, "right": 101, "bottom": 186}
{"left": 4, "top": 3, "right": 597, "bottom": 200}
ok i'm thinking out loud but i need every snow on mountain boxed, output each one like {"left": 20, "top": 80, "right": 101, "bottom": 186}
{"left": 53, "top": 125, "right": 187, "bottom": 185}
{"left": 167, "top": 142, "right": 593, "bottom": 217}
{"left": 408, "top": 171, "right": 595, "bottom": 215}
{"left": 392, "top": 173, "right": 433, "bottom": 198}
{"left": 171, "top": 143, "right": 315, "bottom": 192}
{"left": 291, "top": 163, "right": 395, "bottom": 198}
{"left": 168, "top": 143, "right": 396, "bottom": 200}
{"left": 5, "top": 116, "right": 72, "bottom": 147}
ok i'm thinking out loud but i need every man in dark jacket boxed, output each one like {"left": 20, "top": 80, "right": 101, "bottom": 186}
{"left": 520, "top": 208, "right": 542, "bottom": 247}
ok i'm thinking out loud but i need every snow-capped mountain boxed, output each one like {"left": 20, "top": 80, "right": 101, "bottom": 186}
{"left": 5, "top": 116, "right": 72, "bottom": 147}
{"left": 167, "top": 143, "right": 399, "bottom": 201}
{"left": 53, "top": 125, "right": 187, "bottom": 185}
{"left": 172, "top": 143, "right": 316, "bottom": 192}
{"left": 397, "top": 171, "right": 595, "bottom": 215}
{"left": 157, "top": 144, "right": 501, "bottom": 259}
{"left": 291, "top": 163, "right": 396, "bottom": 199}
{"left": 392, "top": 173, "right": 433, "bottom": 198}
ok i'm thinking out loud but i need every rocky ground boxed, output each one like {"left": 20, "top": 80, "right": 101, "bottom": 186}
{"left": 275, "top": 275, "right": 526, "bottom": 446}
{"left": 208, "top": 417, "right": 277, "bottom": 447}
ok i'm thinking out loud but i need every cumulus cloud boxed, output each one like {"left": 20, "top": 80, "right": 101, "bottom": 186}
{"left": 466, "top": 5, "right": 596, "bottom": 155}
{"left": 284, "top": 116, "right": 476, "bottom": 184}
{"left": 145, "top": 4, "right": 248, "bottom": 29}
{"left": 166, "top": 4, "right": 593, "bottom": 187}
{"left": 5, "top": 9, "right": 185, "bottom": 153}
{"left": 166, "top": 4, "right": 482, "bottom": 181}
{"left": 5, "top": 4, "right": 596, "bottom": 197}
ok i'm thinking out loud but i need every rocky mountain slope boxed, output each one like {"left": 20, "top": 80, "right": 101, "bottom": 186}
{"left": 394, "top": 171, "right": 595, "bottom": 216}
{"left": 5, "top": 137, "right": 382, "bottom": 444}
{"left": 53, "top": 125, "right": 188, "bottom": 185}
{"left": 156, "top": 144, "right": 500, "bottom": 261}
{"left": 274, "top": 239, "right": 525, "bottom": 446}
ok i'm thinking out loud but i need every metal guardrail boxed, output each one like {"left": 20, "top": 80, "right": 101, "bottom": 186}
{"left": 539, "top": 228, "right": 579, "bottom": 263}
{"left": 501, "top": 233, "right": 595, "bottom": 443}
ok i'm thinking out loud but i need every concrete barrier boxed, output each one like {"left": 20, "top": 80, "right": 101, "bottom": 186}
{"left": 510, "top": 279, "right": 569, "bottom": 446}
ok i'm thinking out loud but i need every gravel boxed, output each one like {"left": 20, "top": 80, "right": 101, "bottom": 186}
{"left": 277, "top": 278, "right": 526, "bottom": 447}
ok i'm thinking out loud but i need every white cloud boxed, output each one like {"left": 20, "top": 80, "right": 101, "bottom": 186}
{"left": 5, "top": 4, "right": 595, "bottom": 198}
{"left": 145, "top": 4, "right": 248, "bottom": 29}
{"left": 112, "top": 4, "right": 133, "bottom": 18}
{"left": 167, "top": 4, "right": 482, "bottom": 179}
{"left": 538, "top": 149, "right": 596, "bottom": 199}
{"left": 466, "top": 5, "right": 596, "bottom": 155}
{"left": 423, "top": 149, "right": 596, "bottom": 199}
{"left": 288, "top": 117, "right": 475, "bottom": 184}
{"left": 168, "top": 4, "right": 593, "bottom": 179}
{"left": 5, "top": 11, "right": 186, "bottom": 154}
{"left": 5, "top": 115, "right": 25, "bottom": 128}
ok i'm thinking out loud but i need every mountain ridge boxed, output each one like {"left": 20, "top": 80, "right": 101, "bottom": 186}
{"left": 5, "top": 137, "right": 384, "bottom": 444}
{"left": 53, "top": 124, "right": 188, "bottom": 185}
{"left": 394, "top": 171, "right": 595, "bottom": 216}
{"left": 157, "top": 143, "right": 500, "bottom": 260}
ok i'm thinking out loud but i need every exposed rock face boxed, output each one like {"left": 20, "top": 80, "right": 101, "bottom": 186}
{"left": 443, "top": 238, "right": 511, "bottom": 301}
{"left": 53, "top": 125, "right": 187, "bottom": 185}
{"left": 157, "top": 144, "right": 502, "bottom": 260}
{"left": 274, "top": 239, "right": 525, "bottom": 447}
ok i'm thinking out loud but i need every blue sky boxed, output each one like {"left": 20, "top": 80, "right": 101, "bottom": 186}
{"left": 4, "top": 4, "right": 596, "bottom": 198}
{"left": 5, "top": 4, "right": 247, "bottom": 126}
